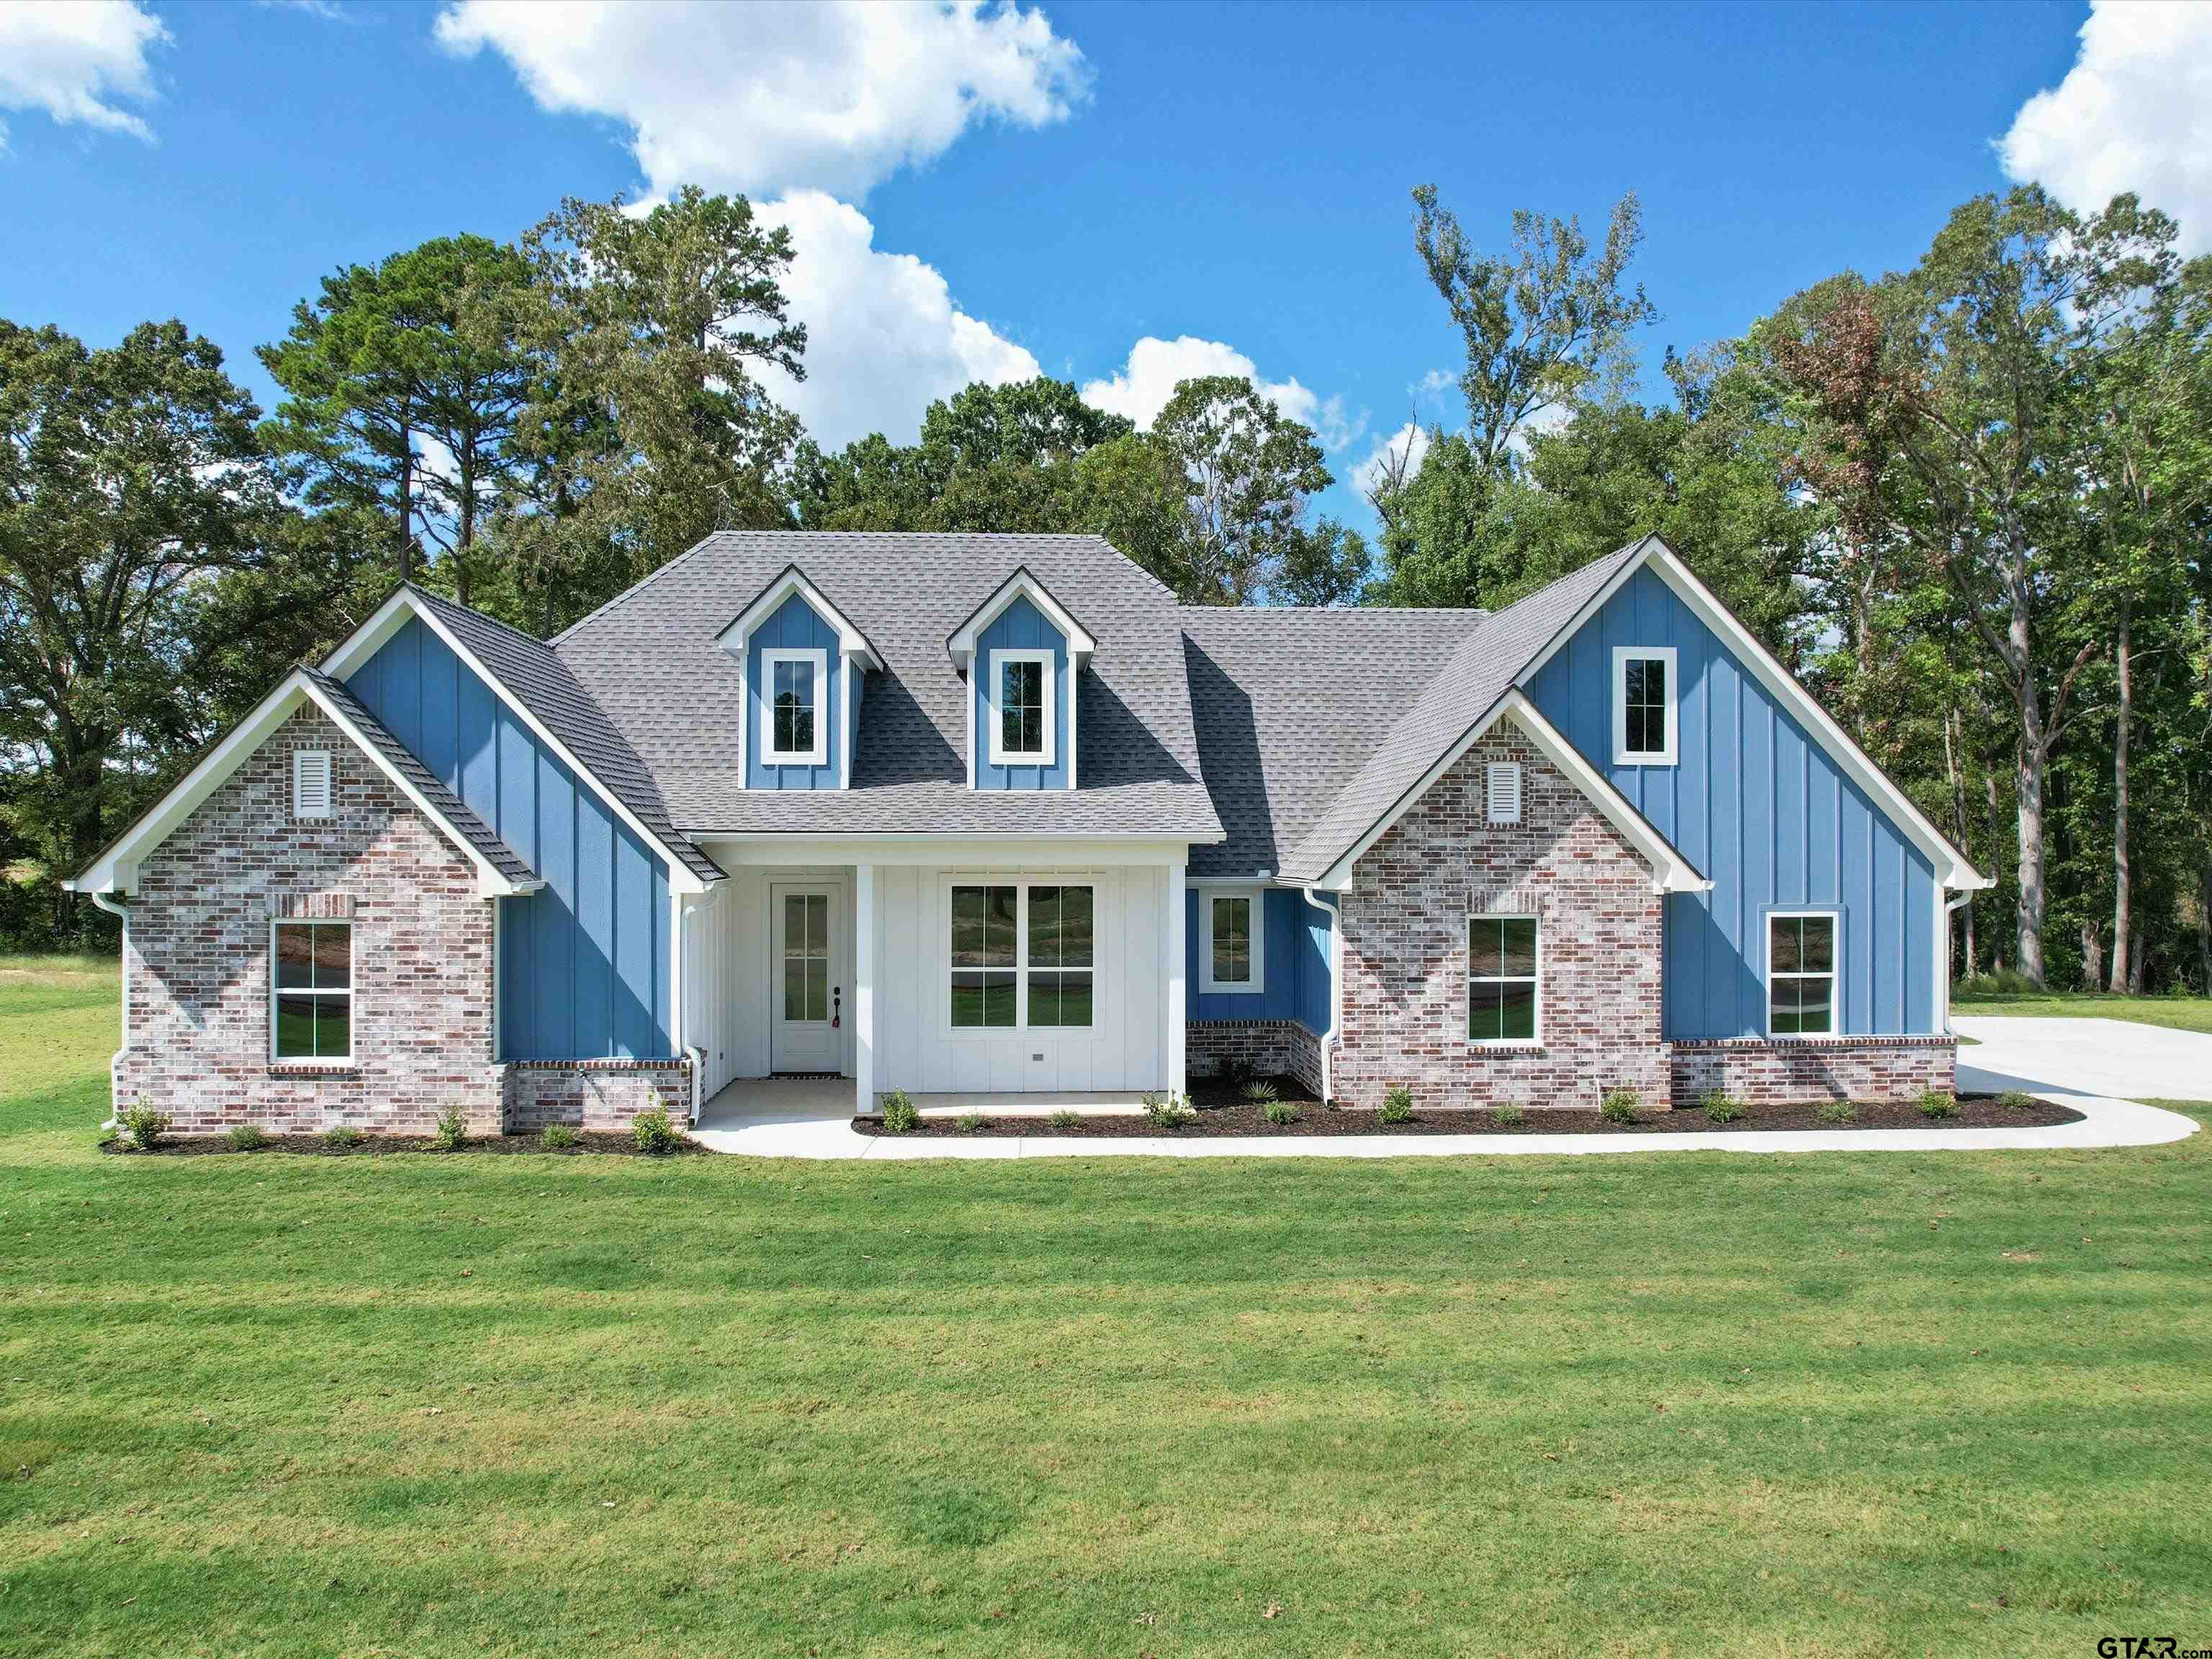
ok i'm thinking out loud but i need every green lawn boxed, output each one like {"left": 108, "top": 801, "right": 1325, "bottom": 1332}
{"left": 4, "top": 960, "right": 2211, "bottom": 1657}
{"left": 1953, "top": 981, "right": 2212, "bottom": 1034}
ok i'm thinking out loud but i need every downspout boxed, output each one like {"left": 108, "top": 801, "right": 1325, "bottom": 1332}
{"left": 1943, "top": 891, "right": 1972, "bottom": 1036}
{"left": 90, "top": 891, "right": 129, "bottom": 1128}
{"left": 1300, "top": 886, "right": 1340, "bottom": 1102}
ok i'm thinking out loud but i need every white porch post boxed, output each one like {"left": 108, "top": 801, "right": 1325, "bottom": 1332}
{"left": 855, "top": 863, "right": 877, "bottom": 1114}
{"left": 1166, "top": 861, "right": 1187, "bottom": 1097}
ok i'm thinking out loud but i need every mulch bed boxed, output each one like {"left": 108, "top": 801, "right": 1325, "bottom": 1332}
{"left": 854, "top": 1079, "right": 2083, "bottom": 1139}
{"left": 100, "top": 1130, "right": 707, "bottom": 1158}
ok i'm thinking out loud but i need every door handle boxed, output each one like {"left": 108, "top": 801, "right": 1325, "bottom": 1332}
{"left": 832, "top": 986, "right": 842, "bottom": 1029}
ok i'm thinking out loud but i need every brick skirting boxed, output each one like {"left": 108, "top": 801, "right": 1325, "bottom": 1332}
{"left": 500, "top": 1058, "right": 692, "bottom": 1130}
{"left": 1668, "top": 1036, "right": 1956, "bottom": 1108}
{"left": 1187, "top": 1020, "right": 1326, "bottom": 1098}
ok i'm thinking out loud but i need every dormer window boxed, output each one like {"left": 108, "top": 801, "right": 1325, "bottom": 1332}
{"left": 761, "top": 648, "right": 827, "bottom": 766}
{"left": 987, "top": 649, "right": 1056, "bottom": 767}
{"left": 1613, "top": 647, "right": 1678, "bottom": 766}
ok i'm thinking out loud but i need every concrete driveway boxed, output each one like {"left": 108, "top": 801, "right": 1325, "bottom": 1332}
{"left": 1955, "top": 1015, "right": 2212, "bottom": 1103}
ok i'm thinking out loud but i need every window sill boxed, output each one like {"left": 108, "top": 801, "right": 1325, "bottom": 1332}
{"left": 1200, "top": 983, "right": 1265, "bottom": 997}
{"left": 1466, "top": 1040, "right": 1544, "bottom": 1051}
{"left": 267, "top": 1063, "right": 360, "bottom": 1078}
{"left": 1612, "top": 754, "right": 1678, "bottom": 768}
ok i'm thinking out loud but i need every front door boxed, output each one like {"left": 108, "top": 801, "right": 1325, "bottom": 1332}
{"left": 770, "top": 882, "right": 843, "bottom": 1074}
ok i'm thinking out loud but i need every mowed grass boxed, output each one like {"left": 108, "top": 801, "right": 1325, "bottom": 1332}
{"left": 1953, "top": 981, "right": 2212, "bottom": 1034}
{"left": 3, "top": 961, "right": 2211, "bottom": 1657}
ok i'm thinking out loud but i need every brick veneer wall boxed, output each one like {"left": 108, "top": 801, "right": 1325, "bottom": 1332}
{"left": 1669, "top": 1036, "right": 1956, "bottom": 1108}
{"left": 1333, "top": 724, "right": 1670, "bottom": 1111}
{"left": 117, "top": 705, "right": 503, "bottom": 1136}
{"left": 1187, "top": 1019, "right": 1326, "bottom": 1098}
{"left": 503, "top": 1059, "right": 691, "bottom": 1129}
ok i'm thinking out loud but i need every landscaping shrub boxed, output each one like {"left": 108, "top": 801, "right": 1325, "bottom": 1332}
{"left": 1240, "top": 1079, "right": 1279, "bottom": 1103}
{"left": 541, "top": 1123, "right": 580, "bottom": 1149}
{"left": 1142, "top": 1092, "right": 1195, "bottom": 1129}
{"left": 1261, "top": 1099, "right": 1302, "bottom": 1125}
{"left": 431, "top": 1105, "right": 469, "bottom": 1150}
{"left": 1493, "top": 1102, "right": 1525, "bottom": 1126}
{"left": 121, "top": 1105, "right": 171, "bottom": 1151}
{"left": 321, "top": 1125, "right": 364, "bottom": 1148}
{"left": 1379, "top": 1086, "right": 1413, "bottom": 1124}
{"left": 1223, "top": 1056, "right": 1257, "bottom": 1089}
{"left": 1917, "top": 1089, "right": 1957, "bottom": 1119}
{"left": 631, "top": 1107, "right": 680, "bottom": 1154}
{"left": 956, "top": 1110, "right": 984, "bottom": 1135}
{"left": 222, "top": 1123, "right": 267, "bottom": 1152}
{"left": 1817, "top": 1100, "right": 1856, "bottom": 1124}
{"left": 881, "top": 1089, "right": 917, "bottom": 1134}
{"left": 1599, "top": 1088, "right": 1639, "bottom": 1124}
{"left": 1700, "top": 1091, "right": 1745, "bottom": 1123}
{"left": 1998, "top": 1090, "right": 2038, "bottom": 1110}
{"left": 1047, "top": 1108, "right": 1080, "bottom": 1130}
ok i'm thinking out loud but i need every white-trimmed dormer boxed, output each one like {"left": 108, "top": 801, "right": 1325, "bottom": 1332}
{"left": 948, "top": 567, "right": 1094, "bottom": 792}
{"left": 716, "top": 565, "right": 882, "bottom": 791}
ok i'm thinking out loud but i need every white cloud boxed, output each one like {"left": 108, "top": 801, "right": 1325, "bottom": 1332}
{"left": 433, "top": 0, "right": 1088, "bottom": 203}
{"left": 1999, "top": 0, "right": 2212, "bottom": 253}
{"left": 0, "top": 0, "right": 166, "bottom": 148}
{"left": 1080, "top": 336, "right": 1350, "bottom": 442}
{"left": 755, "top": 191, "right": 1039, "bottom": 450}
{"left": 1352, "top": 421, "right": 1431, "bottom": 499}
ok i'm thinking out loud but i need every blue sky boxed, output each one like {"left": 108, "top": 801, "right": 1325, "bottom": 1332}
{"left": 3, "top": 0, "right": 2203, "bottom": 529}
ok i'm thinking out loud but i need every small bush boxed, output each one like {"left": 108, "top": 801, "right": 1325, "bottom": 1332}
{"left": 1047, "top": 1108, "right": 1080, "bottom": 1130}
{"left": 121, "top": 1105, "right": 173, "bottom": 1151}
{"left": 1379, "top": 1087, "right": 1414, "bottom": 1125}
{"left": 322, "top": 1125, "right": 364, "bottom": 1149}
{"left": 1917, "top": 1089, "right": 1957, "bottom": 1119}
{"left": 431, "top": 1105, "right": 469, "bottom": 1150}
{"left": 541, "top": 1123, "right": 580, "bottom": 1149}
{"left": 880, "top": 1089, "right": 918, "bottom": 1134}
{"left": 1492, "top": 1102, "right": 1525, "bottom": 1127}
{"left": 631, "top": 1107, "right": 680, "bottom": 1154}
{"left": 1240, "top": 1079, "right": 1279, "bottom": 1104}
{"left": 1997, "top": 1090, "right": 2038, "bottom": 1110}
{"left": 1143, "top": 1092, "right": 1195, "bottom": 1129}
{"left": 1261, "top": 1099, "right": 1302, "bottom": 1125}
{"left": 1699, "top": 1091, "right": 1745, "bottom": 1123}
{"left": 956, "top": 1110, "right": 985, "bottom": 1136}
{"left": 1956, "top": 966, "right": 2041, "bottom": 998}
{"left": 1599, "top": 1088, "right": 1639, "bottom": 1125}
{"left": 1223, "top": 1056, "right": 1257, "bottom": 1089}
{"left": 222, "top": 1123, "right": 267, "bottom": 1152}
{"left": 1817, "top": 1100, "right": 1856, "bottom": 1124}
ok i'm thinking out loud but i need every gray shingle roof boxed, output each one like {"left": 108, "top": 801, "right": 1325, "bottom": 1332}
{"left": 553, "top": 533, "right": 1224, "bottom": 842}
{"left": 1274, "top": 538, "right": 1652, "bottom": 884}
{"left": 1179, "top": 606, "right": 1485, "bottom": 878}
{"left": 403, "top": 585, "right": 724, "bottom": 883}
{"left": 306, "top": 670, "right": 541, "bottom": 889}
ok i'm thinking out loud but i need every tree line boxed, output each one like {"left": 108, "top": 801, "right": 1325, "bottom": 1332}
{"left": 4, "top": 181, "right": 2206, "bottom": 998}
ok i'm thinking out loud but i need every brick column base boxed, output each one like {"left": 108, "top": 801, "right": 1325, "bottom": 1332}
{"left": 500, "top": 1058, "right": 693, "bottom": 1132}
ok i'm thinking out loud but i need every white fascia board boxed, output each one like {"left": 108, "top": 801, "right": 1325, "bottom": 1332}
{"left": 321, "top": 588, "right": 710, "bottom": 894}
{"left": 693, "top": 834, "right": 1205, "bottom": 868}
{"left": 715, "top": 565, "right": 881, "bottom": 669}
{"left": 1517, "top": 536, "right": 1987, "bottom": 892}
{"left": 947, "top": 567, "right": 1097, "bottom": 671}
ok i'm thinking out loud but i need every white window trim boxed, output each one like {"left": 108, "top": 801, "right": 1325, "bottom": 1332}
{"left": 759, "top": 647, "right": 829, "bottom": 767}
{"left": 1766, "top": 908, "right": 1840, "bottom": 1038}
{"left": 939, "top": 875, "right": 1100, "bottom": 1035}
{"left": 984, "top": 648, "right": 1058, "bottom": 768}
{"left": 1466, "top": 912, "right": 1542, "bottom": 1047}
{"left": 1199, "top": 884, "right": 1266, "bottom": 995}
{"left": 292, "top": 748, "right": 333, "bottom": 819}
{"left": 268, "top": 918, "right": 354, "bottom": 1066}
{"left": 1611, "top": 645, "right": 1679, "bottom": 767}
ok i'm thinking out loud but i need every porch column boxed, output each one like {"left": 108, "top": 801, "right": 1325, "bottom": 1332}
{"left": 854, "top": 863, "right": 877, "bottom": 1114}
{"left": 1166, "top": 861, "right": 1187, "bottom": 1097}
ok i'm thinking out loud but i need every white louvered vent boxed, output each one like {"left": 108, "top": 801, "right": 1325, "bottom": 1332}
{"left": 1485, "top": 761, "right": 1522, "bottom": 826}
{"left": 292, "top": 750, "right": 333, "bottom": 819}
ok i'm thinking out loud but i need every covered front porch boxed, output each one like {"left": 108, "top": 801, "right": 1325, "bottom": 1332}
{"left": 674, "top": 839, "right": 1195, "bottom": 1118}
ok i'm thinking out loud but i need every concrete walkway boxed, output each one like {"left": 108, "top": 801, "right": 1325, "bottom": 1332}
{"left": 688, "top": 1020, "right": 2203, "bottom": 1161}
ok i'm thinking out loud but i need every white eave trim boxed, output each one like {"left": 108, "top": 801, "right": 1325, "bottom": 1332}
{"left": 1516, "top": 535, "right": 1989, "bottom": 891}
{"left": 947, "top": 567, "right": 1097, "bottom": 673}
{"left": 64, "top": 669, "right": 542, "bottom": 901}
{"left": 321, "top": 587, "right": 711, "bottom": 894}
{"left": 714, "top": 564, "right": 882, "bottom": 670}
{"left": 1315, "top": 690, "right": 1710, "bottom": 897}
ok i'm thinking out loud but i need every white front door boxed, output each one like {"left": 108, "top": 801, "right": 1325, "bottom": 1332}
{"left": 770, "top": 882, "right": 844, "bottom": 1074}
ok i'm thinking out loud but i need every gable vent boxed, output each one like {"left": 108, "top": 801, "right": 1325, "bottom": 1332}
{"left": 292, "top": 750, "right": 333, "bottom": 819}
{"left": 1485, "top": 761, "right": 1521, "bottom": 826}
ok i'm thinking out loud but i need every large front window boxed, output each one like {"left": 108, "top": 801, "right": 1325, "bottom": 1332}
{"left": 1768, "top": 912, "right": 1837, "bottom": 1035}
{"left": 1467, "top": 915, "right": 1538, "bottom": 1043}
{"left": 948, "top": 880, "right": 1094, "bottom": 1030}
{"left": 761, "top": 648, "right": 826, "bottom": 765}
{"left": 272, "top": 920, "right": 352, "bottom": 1061}
{"left": 986, "top": 649, "right": 1055, "bottom": 766}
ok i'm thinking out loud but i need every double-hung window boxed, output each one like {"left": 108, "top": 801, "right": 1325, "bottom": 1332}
{"left": 987, "top": 649, "right": 1055, "bottom": 766}
{"left": 1200, "top": 887, "right": 1264, "bottom": 994}
{"left": 272, "top": 920, "right": 352, "bottom": 1061}
{"left": 760, "top": 647, "right": 827, "bottom": 766}
{"left": 1768, "top": 912, "right": 1837, "bottom": 1035}
{"left": 948, "top": 879, "right": 1094, "bottom": 1030}
{"left": 1467, "top": 915, "right": 1538, "bottom": 1043}
{"left": 1613, "top": 646, "right": 1678, "bottom": 765}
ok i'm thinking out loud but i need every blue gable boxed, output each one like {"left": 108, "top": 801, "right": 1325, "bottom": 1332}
{"left": 1186, "top": 886, "right": 1332, "bottom": 1035}
{"left": 745, "top": 592, "right": 844, "bottom": 790}
{"left": 972, "top": 594, "right": 1072, "bottom": 790}
{"left": 347, "top": 614, "right": 672, "bottom": 1061}
{"left": 1524, "top": 565, "right": 1940, "bottom": 1039}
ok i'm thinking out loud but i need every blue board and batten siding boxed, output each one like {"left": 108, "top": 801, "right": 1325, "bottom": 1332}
{"left": 346, "top": 616, "right": 672, "bottom": 1061}
{"left": 745, "top": 593, "right": 843, "bottom": 790}
{"left": 1524, "top": 566, "right": 1939, "bottom": 1039}
{"left": 971, "top": 596, "right": 1072, "bottom": 790}
{"left": 1186, "top": 888, "right": 1333, "bottom": 1034}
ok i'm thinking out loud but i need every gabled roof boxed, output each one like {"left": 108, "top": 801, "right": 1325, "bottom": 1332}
{"left": 716, "top": 563, "right": 884, "bottom": 668}
{"left": 68, "top": 668, "right": 542, "bottom": 899}
{"left": 947, "top": 565, "right": 1097, "bottom": 671}
{"left": 554, "top": 533, "right": 1223, "bottom": 841}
